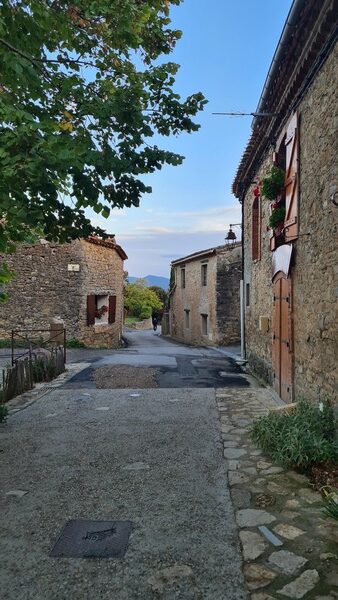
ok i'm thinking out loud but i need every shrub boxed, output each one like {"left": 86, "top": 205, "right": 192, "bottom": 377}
{"left": 250, "top": 399, "right": 338, "bottom": 469}
{"left": 32, "top": 355, "right": 58, "bottom": 382}
{"left": 261, "top": 166, "right": 285, "bottom": 200}
{"left": 322, "top": 486, "right": 338, "bottom": 522}
{"left": 66, "top": 339, "right": 86, "bottom": 348}
{"left": 32, "top": 357, "right": 48, "bottom": 382}
{"left": 0, "top": 390, "right": 8, "bottom": 423}
{"left": 139, "top": 305, "right": 152, "bottom": 320}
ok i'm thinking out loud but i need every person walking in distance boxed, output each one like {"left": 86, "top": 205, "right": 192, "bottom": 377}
{"left": 152, "top": 315, "right": 158, "bottom": 331}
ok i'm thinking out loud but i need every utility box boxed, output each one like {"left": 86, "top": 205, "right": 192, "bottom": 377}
{"left": 259, "top": 316, "right": 270, "bottom": 333}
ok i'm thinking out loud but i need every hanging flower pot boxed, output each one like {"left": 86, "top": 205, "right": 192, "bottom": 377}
{"left": 269, "top": 205, "right": 286, "bottom": 229}
{"left": 262, "top": 167, "right": 285, "bottom": 200}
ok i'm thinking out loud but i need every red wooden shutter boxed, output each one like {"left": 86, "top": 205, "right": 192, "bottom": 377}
{"left": 87, "top": 295, "right": 96, "bottom": 326}
{"left": 284, "top": 113, "right": 299, "bottom": 242}
{"left": 252, "top": 196, "right": 261, "bottom": 260}
{"left": 108, "top": 295, "right": 116, "bottom": 324}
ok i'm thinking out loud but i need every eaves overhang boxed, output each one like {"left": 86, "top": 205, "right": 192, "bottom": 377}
{"left": 232, "top": 0, "right": 338, "bottom": 200}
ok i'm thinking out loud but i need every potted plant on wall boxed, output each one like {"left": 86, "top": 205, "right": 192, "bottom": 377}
{"left": 95, "top": 305, "right": 108, "bottom": 320}
{"left": 269, "top": 204, "right": 286, "bottom": 240}
{"left": 261, "top": 167, "right": 285, "bottom": 201}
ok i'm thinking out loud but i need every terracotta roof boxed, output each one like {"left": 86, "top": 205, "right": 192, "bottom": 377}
{"left": 85, "top": 236, "right": 128, "bottom": 260}
{"left": 232, "top": 0, "right": 338, "bottom": 198}
{"left": 171, "top": 242, "right": 241, "bottom": 266}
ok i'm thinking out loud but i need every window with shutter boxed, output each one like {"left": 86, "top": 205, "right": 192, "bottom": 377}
{"left": 284, "top": 112, "right": 299, "bottom": 242}
{"left": 108, "top": 295, "right": 117, "bottom": 324}
{"left": 87, "top": 295, "right": 96, "bottom": 326}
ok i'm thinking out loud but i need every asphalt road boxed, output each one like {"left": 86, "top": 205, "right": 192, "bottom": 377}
{"left": 64, "top": 328, "right": 251, "bottom": 389}
{"left": 0, "top": 330, "right": 249, "bottom": 599}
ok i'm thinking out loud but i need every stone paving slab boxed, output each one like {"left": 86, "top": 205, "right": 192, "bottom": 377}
{"left": 216, "top": 388, "right": 338, "bottom": 600}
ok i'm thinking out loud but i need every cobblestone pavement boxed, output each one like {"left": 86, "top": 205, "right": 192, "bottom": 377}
{"left": 216, "top": 388, "right": 338, "bottom": 600}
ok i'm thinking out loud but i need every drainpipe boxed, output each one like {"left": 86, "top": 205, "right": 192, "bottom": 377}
{"left": 240, "top": 198, "right": 246, "bottom": 360}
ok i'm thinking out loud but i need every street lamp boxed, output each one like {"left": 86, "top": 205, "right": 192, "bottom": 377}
{"left": 225, "top": 223, "right": 241, "bottom": 244}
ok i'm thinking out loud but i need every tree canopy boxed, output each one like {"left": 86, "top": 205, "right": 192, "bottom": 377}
{"left": 124, "top": 282, "right": 163, "bottom": 320}
{"left": 148, "top": 285, "right": 168, "bottom": 307}
{"left": 0, "top": 0, "right": 206, "bottom": 260}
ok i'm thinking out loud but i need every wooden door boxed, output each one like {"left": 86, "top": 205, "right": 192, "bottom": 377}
{"left": 272, "top": 273, "right": 293, "bottom": 402}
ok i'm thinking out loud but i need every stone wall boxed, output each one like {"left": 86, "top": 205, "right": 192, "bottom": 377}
{"left": 126, "top": 317, "right": 152, "bottom": 330}
{"left": 215, "top": 246, "right": 242, "bottom": 345}
{"left": 242, "top": 42, "right": 338, "bottom": 402}
{"left": 0, "top": 240, "right": 85, "bottom": 338}
{"left": 76, "top": 240, "right": 125, "bottom": 348}
{"left": 170, "top": 254, "right": 218, "bottom": 346}
{"left": 243, "top": 154, "right": 275, "bottom": 383}
{"left": 292, "top": 43, "right": 337, "bottom": 402}
{"left": 0, "top": 239, "right": 125, "bottom": 349}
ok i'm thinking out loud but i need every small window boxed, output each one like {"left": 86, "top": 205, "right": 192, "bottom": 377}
{"left": 246, "top": 283, "right": 250, "bottom": 307}
{"left": 184, "top": 309, "right": 190, "bottom": 329}
{"left": 87, "top": 294, "right": 109, "bottom": 326}
{"left": 181, "top": 268, "right": 186, "bottom": 288}
{"left": 252, "top": 196, "right": 261, "bottom": 261}
{"left": 201, "top": 263, "right": 208, "bottom": 286}
{"left": 95, "top": 294, "right": 109, "bottom": 324}
{"left": 201, "top": 314, "right": 208, "bottom": 335}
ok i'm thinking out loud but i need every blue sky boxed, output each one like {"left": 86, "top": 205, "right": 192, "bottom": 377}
{"left": 90, "top": 0, "right": 293, "bottom": 277}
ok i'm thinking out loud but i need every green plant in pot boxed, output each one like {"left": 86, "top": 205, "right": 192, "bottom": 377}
{"left": 262, "top": 167, "right": 285, "bottom": 200}
{"left": 269, "top": 205, "right": 286, "bottom": 229}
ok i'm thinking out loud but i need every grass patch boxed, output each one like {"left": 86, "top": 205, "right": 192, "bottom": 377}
{"left": 0, "top": 338, "right": 28, "bottom": 349}
{"left": 250, "top": 399, "right": 338, "bottom": 470}
{"left": 124, "top": 316, "right": 140, "bottom": 325}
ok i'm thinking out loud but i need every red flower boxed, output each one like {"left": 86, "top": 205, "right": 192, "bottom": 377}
{"left": 253, "top": 186, "right": 260, "bottom": 197}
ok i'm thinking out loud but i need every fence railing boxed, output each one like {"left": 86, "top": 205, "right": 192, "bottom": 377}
{"left": 1, "top": 326, "right": 66, "bottom": 403}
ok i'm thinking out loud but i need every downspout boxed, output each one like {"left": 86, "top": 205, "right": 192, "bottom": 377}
{"left": 240, "top": 197, "right": 246, "bottom": 360}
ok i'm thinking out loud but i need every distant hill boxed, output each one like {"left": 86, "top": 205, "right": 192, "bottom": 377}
{"left": 128, "top": 275, "right": 169, "bottom": 290}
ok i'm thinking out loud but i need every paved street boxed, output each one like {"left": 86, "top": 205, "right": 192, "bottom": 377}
{"left": 0, "top": 332, "right": 251, "bottom": 599}
{"left": 64, "top": 328, "right": 253, "bottom": 389}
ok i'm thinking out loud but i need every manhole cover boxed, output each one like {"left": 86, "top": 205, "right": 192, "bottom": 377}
{"left": 50, "top": 519, "right": 132, "bottom": 558}
{"left": 255, "top": 493, "right": 275, "bottom": 507}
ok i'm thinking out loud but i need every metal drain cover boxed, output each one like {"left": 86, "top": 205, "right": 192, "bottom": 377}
{"left": 50, "top": 519, "right": 132, "bottom": 558}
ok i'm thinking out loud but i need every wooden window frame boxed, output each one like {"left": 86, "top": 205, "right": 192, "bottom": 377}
{"left": 201, "top": 313, "right": 208, "bottom": 336}
{"left": 252, "top": 195, "right": 261, "bottom": 261}
{"left": 201, "top": 263, "right": 208, "bottom": 286}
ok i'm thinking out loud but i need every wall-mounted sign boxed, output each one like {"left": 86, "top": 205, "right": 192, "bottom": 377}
{"left": 68, "top": 264, "right": 80, "bottom": 272}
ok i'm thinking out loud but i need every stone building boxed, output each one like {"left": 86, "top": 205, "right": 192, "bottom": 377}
{"left": 232, "top": 0, "right": 337, "bottom": 403}
{"left": 0, "top": 236, "right": 127, "bottom": 348}
{"left": 169, "top": 243, "right": 242, "bottom": 346}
